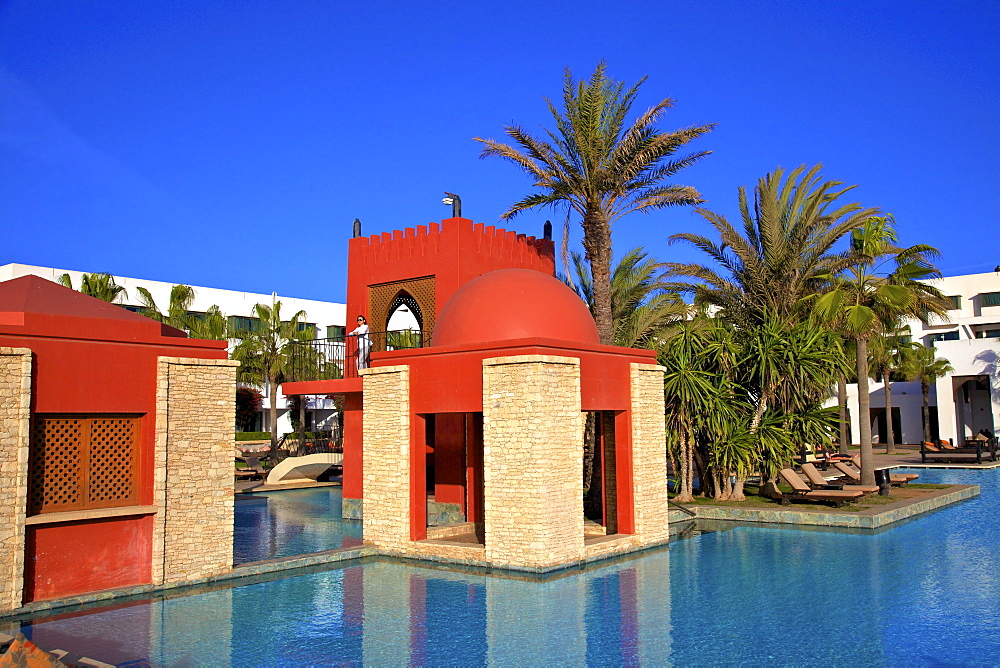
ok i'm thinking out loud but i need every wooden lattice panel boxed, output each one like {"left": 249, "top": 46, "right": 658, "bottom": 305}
{"left": 29, "top": 415, "right": 140, "bottom": 515}
{"left": 369, "top": 276, "right": 436, "bottom": 345}
{"left": 87, "top": 418, "right": 138, "bottom": 507}
{"left": 29, "top": 418, "right": 84, "bottom": 514}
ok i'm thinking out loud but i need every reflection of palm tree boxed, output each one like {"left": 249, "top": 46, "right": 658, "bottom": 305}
{"left": 476, "top": 61, "right": 713, "bottom": 345}
{"left": 57, "top": 272, "right": 128, "bottom": 303}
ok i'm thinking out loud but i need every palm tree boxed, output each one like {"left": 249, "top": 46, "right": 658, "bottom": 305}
{"left": 901, "top": 344, "right": 954, "bottom": 444}
{"left": 231, "top": 302, "right": 309, "bottom": 459}
{"left": 134, "top": 284, "right": 196, "bottom": 330}
{"left": 570, "top": 247, "right": 688, "bottom": 348}
{"left": 187, "top": 305, "right": 230, "bottom": 341}
{"left": 665, "top": 164, "right": 880, "bottom": 328}
{"left": 475, "top": 61, "right": 714, "bottom": 344}
{"left": 814, "top": 216, "right": 950, "bottom": 484}
{"left": 58, "top": 272, "right": 128, "bottom": 303}
{"left": 733, "top": 316, "right": 847, "bottom": 499}
{"left": 660, "top": 321, "right": 727, "bottom": 503}
{"left": 868, "top": 328, "right": 909, "bottom": 454}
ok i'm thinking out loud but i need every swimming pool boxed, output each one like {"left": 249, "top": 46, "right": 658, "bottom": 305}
{"left": 19, "top": 469, "right": 1000, "bottom": 665}
{"left": 234, "top": 487, "right": 363, "bottom": 563}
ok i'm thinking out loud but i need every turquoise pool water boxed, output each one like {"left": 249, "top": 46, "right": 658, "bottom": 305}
{"left": 234, "top": 488, "right": 363, "bottom": 563}
{"left": 20, "top": 468, "right": 1000, "bottom": 665}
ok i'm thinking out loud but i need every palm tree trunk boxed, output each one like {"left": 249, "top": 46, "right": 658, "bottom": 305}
{"left": 838, "top": 375, "right": 849, "bottom": 455}
{"left": 268, "top": 378, "right": 280, "bottom": 461}
{"left": 855, "top": 337, "right": 876, "bottom": 486}
{"left": 731, "top": 475, "right": 746, "bottom": 502}
{"left": 921, "top": 380, "right": 931, "bottom": 444}
{"left": 883, "top": 365, "right": 896, "bottom": 454}
{"left": 675, "top": 424, "right": 695, "bottom": 503}
{"left": 582, "top": 212, "right": 614, "bottom": 345}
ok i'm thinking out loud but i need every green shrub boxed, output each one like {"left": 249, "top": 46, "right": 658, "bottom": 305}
{"left": 235, "top": 431, "right": 271, "bottom": 441}
{"left": 283, "top": 431, "right": 332, "bottom": 439}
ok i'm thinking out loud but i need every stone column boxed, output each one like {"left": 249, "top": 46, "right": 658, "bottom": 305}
{"left": 482, "top": 354, "right": 584, "bottom": 569}
{"left": 153, "top": 357, "right": 239, "bottom": 585}
{"left": 0, "top": 348, "right": 31, "bottom": 612}
{"left": 361, "top": 365, "right": 412, "bottom": 550}
{"left": 629, "top": 363, "right": 669, "bottom": 545}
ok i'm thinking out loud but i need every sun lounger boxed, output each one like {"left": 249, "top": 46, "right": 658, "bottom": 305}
{"left": 920, "top": 439, "right": 997, "bottom": 464}
{"left": 800, "top": 463, "right": 879, "bottom": 494}
{"left": 236, "top": 456, "right": 267, "bottom": 481}
{"left": 848, "top": 456, "right": 919, "bottom": 483}
{"left": 837, "top": 460, "right": 917, "bottom": 486}
{"left": 777, "top": 468, "right": 864, "bottom": 507}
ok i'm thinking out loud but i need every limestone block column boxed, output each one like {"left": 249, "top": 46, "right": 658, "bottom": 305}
{"left": 153, "top": 357, "right": 239, "bottom": 585}
{"left": 361, "top": 365, "right": 412, "bottom": 550}
{"left": 482, "top": 354, "right": 584, "bottom": 569}
{"left": 629, "top": 363, "right": 669, "bottom": 545}
{"left": 0, "top": 348, "right": 31, "bottom": 612}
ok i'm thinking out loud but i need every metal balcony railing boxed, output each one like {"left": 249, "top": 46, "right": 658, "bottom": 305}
{"left": 288, "top": 330, "right": 428, "bottom": 382}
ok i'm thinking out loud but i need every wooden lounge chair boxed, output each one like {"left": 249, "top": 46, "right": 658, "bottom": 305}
{"left": 836, "top": 460, "right": 917, "bottom": 486}
{"left": 777, "top": 468, "right": 864, "bottom": 507}
{"left": 920, "top": 438, "right": 997, "bottom": 464}
{"left": 236, "top": 456, "right": 267, "bottom": 481}
{"left": 800, "top": 463, "right": 879, "bottom": 494}
{"left": 848, "top": 456, "right": 919, "bottom": 483}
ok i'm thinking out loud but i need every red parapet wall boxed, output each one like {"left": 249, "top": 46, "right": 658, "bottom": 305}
{"left": 345, "top": 217, "right": 555, "bottom": 327}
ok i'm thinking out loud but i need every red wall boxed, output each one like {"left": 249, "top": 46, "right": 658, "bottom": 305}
{"left": 0, "top": 306, "right": 227, "bottom": 602}
{"left": 24, "top": 516, "right": 153, "bottom": 601}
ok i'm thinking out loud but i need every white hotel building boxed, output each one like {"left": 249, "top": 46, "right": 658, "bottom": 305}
{"left": 0, "top": 263, "right": 347, "bottom": 435}
{"left": 4, "top": 263, "right": 997, "bottom": 448}
{"left": 840, "top": 271, "right": 1000, "bottom": 446}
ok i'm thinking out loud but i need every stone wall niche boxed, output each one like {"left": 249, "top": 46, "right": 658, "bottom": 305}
{"left": 482, "top": 354, "right": 585, "bottom": 569}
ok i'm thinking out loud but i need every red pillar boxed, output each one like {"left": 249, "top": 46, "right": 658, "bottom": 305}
{"left": 614, "top": 411, "right": 635, "bottom": 535}
{"left": 342, "top": 392, "right": 364, "bottom": 503}
{"left": 466, "top": 413, "right": 484, "bottom": 523}
{"left": 410, "top": 413, "right": 428, "bottom": 540}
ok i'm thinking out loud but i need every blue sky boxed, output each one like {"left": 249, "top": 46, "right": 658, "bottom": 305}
{"left": 1, "top": 1, "right": 997, "bottom": 303}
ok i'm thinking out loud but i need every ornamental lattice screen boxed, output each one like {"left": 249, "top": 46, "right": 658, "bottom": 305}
{"left": 369, "top": 276, "right": 436, "bottom": 347}
{"left": 29, "top": 415, "right": 140, "bottom": 515}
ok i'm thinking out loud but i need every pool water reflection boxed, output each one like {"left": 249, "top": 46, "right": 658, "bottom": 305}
{"left": 19, "top": 468, "right": 1000, "bottom": 665}
{"left": 234, "top": 487, "right": 363, "bottom": 564}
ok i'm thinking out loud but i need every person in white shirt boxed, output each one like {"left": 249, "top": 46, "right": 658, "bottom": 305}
{"left": 350, "top": 315, "right": 371, "bottom": 371}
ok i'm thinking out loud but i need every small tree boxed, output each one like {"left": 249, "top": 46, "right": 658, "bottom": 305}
{"left": 235, "top": 387, "right": 264, "bottom": 432}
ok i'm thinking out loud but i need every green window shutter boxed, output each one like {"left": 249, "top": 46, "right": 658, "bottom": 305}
{"left": 947, "top": 295, "right": 962, "bottom": 310}
{"left": 982, "top": 292, "right": 1000, "bottom": 308}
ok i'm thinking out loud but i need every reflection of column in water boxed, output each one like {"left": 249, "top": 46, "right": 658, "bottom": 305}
{"left": 630, "top": 549, "right": 672, "bottom": 662}
{"left": 152, "top": 587, "right": 233, "bottom": 665}
{"left": 485, "top": 573, "right": 587, "bottom": 664}
{"left": 362, "top": 562, "right": 413, "bottom": 665}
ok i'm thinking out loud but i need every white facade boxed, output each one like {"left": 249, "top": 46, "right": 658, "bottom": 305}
{"left": 836, "top": 271, "right": 1000, "bottom": 445}
{"left": 0, "top": 263, "right": 346, "bottom": 436}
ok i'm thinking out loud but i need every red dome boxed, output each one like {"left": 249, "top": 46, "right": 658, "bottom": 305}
{"left": 432, "top": 269, "right": 599, "bottom": 347}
